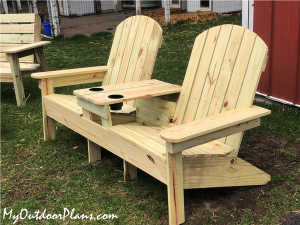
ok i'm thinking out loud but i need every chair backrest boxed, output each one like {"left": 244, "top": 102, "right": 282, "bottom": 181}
{"left": 0, "top": 13, "right": 41, "bottom": 63}
{"left": 103, "top": 15, "right": 162, "bottom": 87}
{"left": 173, "top": 25, "right": 268, "bottom": 148}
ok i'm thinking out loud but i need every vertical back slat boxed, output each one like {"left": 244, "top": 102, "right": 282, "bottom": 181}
{"left": 172, "top": 30, "right": 208, "bottom": 125}
{"left": 205, "top": 26, "right": 245, "bottom": 117}
{"left": 174, "top": 26, "right": 222, "bottom": 125}
{"left": 192, "top": 25, "right": 233, "bottom": 122}
{"left": 225, "top": 38, "right": 268, "bottom": 154}
{"left": 108, "top": 17, "right": 133, "bottom": 85}
{"left": 123, "top": 16, "right": 149, "bottom": 84}
{"left": 116, "top": 16, "right": 141, "bottom": 84}
{"left": 102, "top": 21, "right": 125, "bottom": 86}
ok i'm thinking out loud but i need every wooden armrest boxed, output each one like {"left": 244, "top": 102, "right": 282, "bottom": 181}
{"left": 161, "top": 106, "right": 271, "bottom": 144}
{"left": 31, "top": 66, "right": 108, "bottom": 79}
{"left": 4, "top": 41, "right": 51, "bottom": 54}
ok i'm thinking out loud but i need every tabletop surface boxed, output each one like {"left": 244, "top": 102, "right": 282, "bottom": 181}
{"left": 73, "top": 79, "right": 181, "bottom": 106}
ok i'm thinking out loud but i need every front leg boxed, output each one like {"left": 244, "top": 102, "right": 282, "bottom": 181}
{"left": 7, "top": 53, "right": 25, "bottom": 107}
{"left": 166, "top": 142, "right": 185, "bottom": 225}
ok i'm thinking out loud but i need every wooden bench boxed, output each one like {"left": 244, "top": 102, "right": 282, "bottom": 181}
{"left": 0, "top": 13, "right": 50, "bottom": 106}
{"left": 34, "top": 23, "right": 271, "bottom": 225}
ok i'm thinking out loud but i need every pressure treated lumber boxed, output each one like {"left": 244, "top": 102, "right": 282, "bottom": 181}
{"left": 182, "top": 157, "right": 271, "bottom": 189}
{"left": 160, "top": 106, "right": 270, "bottom": 143}
{"left": 4, "top": 41, "right": 51, "bottom": 53}
{"left": 32, "top": 66, "right": 109, "bottom": 79}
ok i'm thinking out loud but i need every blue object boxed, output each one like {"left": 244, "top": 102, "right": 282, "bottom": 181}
{"left": 43, "top": 22, "right": 51, "bottom": 35}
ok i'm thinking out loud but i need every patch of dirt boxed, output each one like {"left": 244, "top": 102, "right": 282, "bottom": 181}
{"left": 183, "top": 134, "right": 300, "bottom": 225}
{"left": 239, "top": 134, "right": 300, "bottom": 176}
{"left": 143, "top": 7, "right": 219, "bottom": 27}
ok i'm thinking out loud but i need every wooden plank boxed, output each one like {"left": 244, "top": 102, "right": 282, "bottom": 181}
{"left": 102, "top": 18, "right": 125, "bottom": 86}
{"left": 116, "top": 16, "right": 141, "bottom": 84}
{"left": 34, "top": 13, "right": 41, "bottom": 43}
{"left": 43, "top": 96, "right": 168, "bottom": 184}
{"left": 52, "top": 72, "right": 106, "bottom": 87}
{"left": 88, "top": 84, "right": 181, "bottom": 105}
{"left": 109, "top": 124, "right": 166, "bottom": 159}
{"left": 183, "top": 157, "right": 271, "bottom": 189}
{"left": 173, "top": 26, "right": 220, "bottom": 125}
{"left": 136, "top": 98, "right": 176, "bottom": 126}
{"left": 201, "top": 26, "right": 246, "bottom": 118}
{"left": 108, "top": 17, "right": 133, "bottom": 85}
{"left": 168, "top": 118, "right": 261, "bottom": 154}
{"left": 0, "top": 62, "right": 40, "bottom": 71}
{"left": 74, "top": 79, "right": 164, "bottom": 99}
{"left": 225, "top": 36, "right": 268, "bottom": 156}
{"left": 189, "top": 25, "right": 233, "bottom": 123}
{"left": 43, "top": 94, "right": 82, "bottom": 116}
{"left": 41, "top": 79, "right": 56, "bottom": 140}
{"left": 130, "top": 17, "right": 155, "bottom": 83}
{"left": 122, "top": 16, "right": 148, "bottom": 84}
{"left": 32, "top": 66, "right": 108, "bottom": 79}
{"left": 0, "top": 24, "right": 35, "bottom": 33}
{"left": 0, "top": 73, "right": 13, "bottom": 82}
{"left": 0, "top": 34, "right": 35, "bottom": 44}
{"left": 161, "top": 106, "right": 270, "bottom": 143}
{"left": 116, "top": 122, "right": 234, "bottom": 158}
{"left": 82, "top": 108, "right": 102, "bottom": 163}
{"left": 167, "top": 143, "right": 185, "bottom": 225}
{"left": 7, "top": 53, "right": 26, "bottom": 106}
{"left": 77, "top": 98, "right": 109, "bottom": 119}
{"left": 4, "top": 41, "right": 50, "bottom": 53}
{"left": 0, "top": 13, "right": 35, "bottom": 23}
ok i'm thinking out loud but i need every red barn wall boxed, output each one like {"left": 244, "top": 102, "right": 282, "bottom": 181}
{"left": 254, "top": 0, "right": 300, "bottom": 106}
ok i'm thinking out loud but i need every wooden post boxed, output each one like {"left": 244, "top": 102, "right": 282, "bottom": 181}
{"left": 1, "top": 0, "right": 8, "bottom": 14}
{"left": 166, "top": 142, "right": 185, "bottom": 225}
{"left": 164, "top": 0, "right": 171, "bottom": 25}
{"left": 82, "top": 109, "right": 102, "bottom": 163}
{"left": 7, "top": 54, "right": 26, "bottom": 107}
{"left": 41, "top": 78, "right": 56, "bottom": 140}
{"left": 34, "top": 47, "right": 49, "bottom": 72}
{"left": 124, "top": 161, "right": 137, "bottom": 181}
{"left": 113, "top": 0, "right": 118, "bottom": 13}
{"left": 136, "top": 0, "right": 141, "bottom": 15}
{"left": 49, "top": 0, "right": 60, "bottom": 36}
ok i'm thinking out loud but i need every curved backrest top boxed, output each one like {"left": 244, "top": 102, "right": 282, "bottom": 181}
{"left": 173, "top": 24, "right": 268, "bottom": 126}
{"left": 103, "top": 15, "right": 163, "bottom": 91}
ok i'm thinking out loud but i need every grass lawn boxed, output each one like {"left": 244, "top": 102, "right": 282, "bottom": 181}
{"left": 1, "top": 13, "right": 300, "bottom": 224}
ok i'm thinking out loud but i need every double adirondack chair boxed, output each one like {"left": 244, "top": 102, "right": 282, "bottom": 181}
{"left": 0, "top": 14, "right": 50, "bottom": 106}
{"left": 33, "top": 20, "right": 271, "bottom": 224}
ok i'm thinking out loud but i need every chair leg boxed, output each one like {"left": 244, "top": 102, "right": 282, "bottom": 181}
{"left": 41, "top": 78, "right": 55, "bottom": 140}
{"left": 7, "top": 54, "right": 26, "bottom": 107}
{"left": 82, "top": 109, "right": 102, "bottom": 163}
{"left": 124, "top": 160, "right": 137, "bottom": 181}
{"left": 34, "top": 46, "right": 49, "bottom": 72}
{"left": 88, "top": 140, "right": 101, "bottom": 163}
{"left": 166, "top": 149, "right": 185, "bottom": 225}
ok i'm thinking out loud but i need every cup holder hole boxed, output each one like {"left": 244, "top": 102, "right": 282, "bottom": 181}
{"left": 108, "top": 94, "right": 124, "bottom": 99}
{"left": 89, "top": 88, "right": 104, "bottom": 92}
